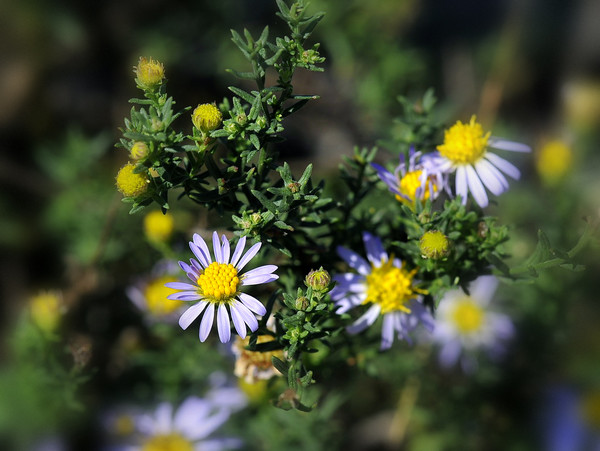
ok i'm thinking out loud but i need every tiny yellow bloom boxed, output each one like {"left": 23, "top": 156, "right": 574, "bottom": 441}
{"left": 192, "top": 103, "right": 222, "bottom": 133}
{"left": 134, "top": 57, "right": 164, "bottom": 90}
{"left": 29, "top": 291, "right": 65, "bottom": 333}
{"left": 142, "top": 433, "right": 194, "bottom": 451}
{"left": 116, "top": 163, "right": 149, "bottom": 197}
{"left": 143, "top": 210, "right": 175, "bottom": 242}
{"left": 419, "top": 230, "right": 450, "bottom": 259}
{"left": 144, "top": 276, "right": 181, "bottom": 316}
{"left": 536, "top": 140, "right": 573, "bottom": 184}
{"left": 130, "top": 141, "right": 149, "bottom": 160}
{"left": 437, "top": 115, "right": 491, "bottom": 165}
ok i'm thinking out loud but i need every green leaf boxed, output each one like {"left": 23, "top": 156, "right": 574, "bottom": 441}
{"left": 225, "top": 69, "right": 256, "bottom": 80}
{"left": 272, "top": 356, "right": 289, "bottom": 376}
{"left": 251, "top": 189, "right": 278, "bottom": 213}
{"left": 249, "top": 134, "right": 261, "bottom": 150}
{"left": 228, "top": 86, "right": 256, "bottom": 104}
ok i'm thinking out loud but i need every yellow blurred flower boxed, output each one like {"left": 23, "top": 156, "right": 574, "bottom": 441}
{"left": 143, "top": 210, "right": 175, "bottom": 242}
{"left": 29, "top": 290, "right": 65, "bottom": 333}
{"left": 536, "top": 140, "right": 573, "bottom": 184}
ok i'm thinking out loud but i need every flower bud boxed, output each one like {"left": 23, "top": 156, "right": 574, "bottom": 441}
{"left": 192, "top": 103, "right": 223, "bottom": 133}
{"left": 304, "top": 267, "right": 331, "bottom": 292}
{"left": 419, "top": 230, "right": 450, "bottom": 259}
{"left": 295, "top": 296, "right": 309, "bottom": 310}
{"left": 134, "top": 57, "right": 164, "bottom": 90}
{"left": 130, "top": 141, "right": 149, "bottom": 160}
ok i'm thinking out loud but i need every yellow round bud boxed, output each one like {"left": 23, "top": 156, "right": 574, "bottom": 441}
{"left": 134, "top": 57, "right": 164, "bottom": 90}
{"left": 144, "top": 210, "right": 175, "bottom": 242}
{"left": 116, "top": 163, "right": 149, "bottom": 197}
{"left": 419, "top": 230, "right": 450, "bottom": 259}
{"left": 192, "top": 103, "right": 223, "bottom": 133}
{"left": 304, "top": 267, "right": 331, "bottom": 292}
{"left": 130, "top": 141, "right": 149, "bottom": 160}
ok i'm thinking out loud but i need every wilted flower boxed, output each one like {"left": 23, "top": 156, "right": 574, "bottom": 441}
{"left": 167, "top": 232, "right": 278, "bottom": 343}
{"left": 431, "top": 275, "right": 514, "bottom": 371}
{"left": 371, "top": 149, "right": 446, "bottom": 207}
{"left": 116, "top": 163, "right": 149, "bottom": 197}
{"left": 331, "top": 232, "right": 434, "bottom": 350}
{"left": 232, "top": 334, "right": 284, "bottom": 384}
{"left": 435, "top": 115, "right": 530, "bottom": 208}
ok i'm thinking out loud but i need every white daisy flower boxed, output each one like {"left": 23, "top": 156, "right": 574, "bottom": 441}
{"left": 432, "top": 275, "right": 515, "bottom": 371}
{"left": 435, "top": 115, "right": 531, "bottom": 208}
{"left": 331, "top": 231, "right": 434, "bottom": 350}
{"left": 166, "top": 232, "right": 278, "bottom": 343}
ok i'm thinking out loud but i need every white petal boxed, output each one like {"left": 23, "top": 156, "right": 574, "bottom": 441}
{"left": 212, "top": 232, "right": 223, "bottom": 264}
{"left": 229, "top": 303, "right": 247, "bottom": 338}
{"left": 192, "top": 234, "right": 212, "bottom": 267}
{"left": 230, "top": 236, "right": 246, "bottom": 267}
{"left": 469, "top": 275, "right": 498, "bottom": 305}
{"left": 489, "top": 137, "right": 531, "bottom": 152}
{"left": 232, "top": 301, "right": 258, "bottom": 331}
{"left": 455, "top": 165, "right": 468, "bottom": 204}
{"left": 485, "top": 153, "right": 521, "bottom": 180}
{"left": 238, "top": 293, "right": 267, "bottom": 316}
{"left": 236, "top": 242, "right": 261, "bottom": 271}
{"left": 380, "top": 314, "right": 395, "bottom": 350}
{"left": 217, "top": 304, "right": 231, "bottom": 343}
{"left": 475, "top": 159, "right": 508, "bottom": 195}
{"left": 221, "top": 235, "right": 231, "bottom": 264}
{"left": 241, "top": 273, "right": 278, "bottom": 285}
{"left": 465, "top": 164, "right": 488, "bottom": 208}
{"left": 199, "top": 303, "right": 215, "bottom": 342}
{"left": 347, "top": 304, "right": 381, "bottom": 335}
{"left": 179, "top": 302, "right": 208, "bottom": 330}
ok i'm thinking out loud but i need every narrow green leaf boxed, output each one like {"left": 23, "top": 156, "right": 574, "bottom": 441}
{"left": 228, "top": 86, "right": 256, "bottom": 104}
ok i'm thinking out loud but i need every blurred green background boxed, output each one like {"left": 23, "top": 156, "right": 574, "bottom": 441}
{"left": 1, "top": 0, "right": 599, "bottom": 450}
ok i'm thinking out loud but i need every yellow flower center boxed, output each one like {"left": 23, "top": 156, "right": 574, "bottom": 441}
{"left": 144, "top": 276, "right": 181, "bottom": 315}
{"left": 143, "top": 211, "right": 175, "bottom": 242}
{"left": 116, "top": 163, "right": 149, "bottom": 197}
{"left": 437, "top": 115, "right": 491, "bottom": 165}
{"left": 198, "top": 262, "right": 240, "bottom": 303}
{"left": 580, "top": 390, "right": 600, "bottom": 431}
{"left": 142, "top": 433, "right": 194, "bottom": 451}
{"left": 419, "top": 231, "right": 450, "bottom": 259}
{"left": 113, "top": 414, "right": 135, "bottom": 437}
{"left": 135, "top": 57, "right": 165, "bottom": 90}
{"left": 192, "top": 103, "right": 223, "bottom": 133}
{"left": 30, "top": 291, "right": 63, "bottom": 332}
{"left": 451, "top": 297, "right": 485, "bottom": 333}
{"left": 536, "top": 140, "right": 573, "bottom": 183}
{"left": 364, "top": 259, "right": 420, "bottom": 314}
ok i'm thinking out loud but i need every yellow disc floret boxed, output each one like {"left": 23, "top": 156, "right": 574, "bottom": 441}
{"left": 198, "top": 262, "right": 240, "bottom": 303}
{"left": 116, "top": 163, "right": 149, "bottom": 197}
{"left": 144, "top": 276, "right": 181, "bottom": 315}
{"left": 437, "top": 115, "right": 491, "bottom": 165}
{"left": 419, "top": 230, "right": 450, "bottom": 259}
{"left": 395, "top": 169, "right": 437, "bottom": 205}
{"left": 130, "top": 141, "right": 149, "bottom": 160}
{"left": 142, "top": 433, "right": 193, "bottom": 451}
{"left": 234, "top": 334, "right": 284, "bottom": 383}
{"left": 450, "top": 297, "right": 485, "bottom": 334}
{"left": 134, "top": 57, "right": 165, "bottom": 90}
{"left": 143, "top": 210, "right": 175, "bottom": 242}
{"left": 192, "top": 103, "right": 223, "bottom": 133}
{"left": 364, "top": 259, "right": 420, "bottom": 314}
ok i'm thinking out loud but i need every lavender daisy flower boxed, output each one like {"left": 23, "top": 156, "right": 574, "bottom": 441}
{"left": 435, "top": 115, "right": 531, "bottom": 208}
{"left": 331, "top": 231, "right": 434, "bottom": 350}
{"left": 166, "top": 232, "right": 278, "bottom": 343}
{"left": 431, "top": 275, "right": 514, "bottom": 372}
{"left": 371, "top": 149, "right": 447, "bottom": 207}
{"left": 118, "top": 392, "right": 246, "bottom": 451}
